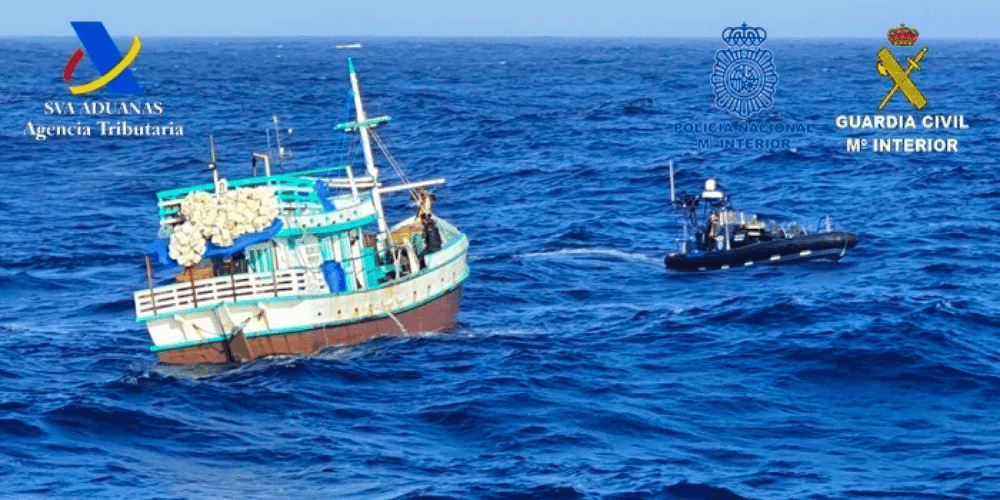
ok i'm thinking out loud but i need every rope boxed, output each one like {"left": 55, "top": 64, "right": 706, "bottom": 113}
{"left": 335, "top": 89, "right": 355, "bottom": 164}
{"left": 371, "top": 130, "right": 418, "bottom": 199}
{"left": 371, "top": 131, "right": 411, "bottom": 184}
{"left": 382, "top": 308, "right": 408, "bottom": 336}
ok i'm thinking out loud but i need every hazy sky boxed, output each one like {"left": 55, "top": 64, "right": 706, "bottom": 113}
{"left": 3, "top": 0, "right": 998, "bottom": 37}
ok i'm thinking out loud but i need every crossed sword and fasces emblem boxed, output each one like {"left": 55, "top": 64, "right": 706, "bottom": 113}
{"left": 876, "top": 46, "right": 927, "bottom": 110}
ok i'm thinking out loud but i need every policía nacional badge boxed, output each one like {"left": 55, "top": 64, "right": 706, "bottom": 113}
{"left": 711, "top": 23, "right": 778, "bottom": 118}
{"left": 876, "top": 24, "right": 928, "bottom": 110}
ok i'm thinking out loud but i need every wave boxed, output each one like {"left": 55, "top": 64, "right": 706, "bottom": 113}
{"left": 517, "top": 248, "right": 662, "bottom": 266}
{"left": 4, "top": 38, "right": 999, "bottom": 500}
{"left": 383, "top": 481, "right": 753, "bottom": 500}
{"left": 0, "top": 417, "right": 45, "bottom": 438}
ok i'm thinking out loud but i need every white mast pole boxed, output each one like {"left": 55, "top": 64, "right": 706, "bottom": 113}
{"left": 272, "top": 115, "right": 283, "bottom": 170}
{"left": 668, "top": 161, "right": 675, "bottom": 204}
{"left": 347, "top": 58, "right": 390, "bottom": 243}
{"left": 344, "top": 160, "right": 360, "bottom": 201}
{"left": 209, "top": 135, "right": 221, "bottom": 195}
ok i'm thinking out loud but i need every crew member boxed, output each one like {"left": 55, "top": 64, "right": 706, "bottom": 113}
{"left": 422, "top": 213, "right": 442, "bottom": 254}
{"left": 414, "top": 189, "right": 442, "bottom": 254}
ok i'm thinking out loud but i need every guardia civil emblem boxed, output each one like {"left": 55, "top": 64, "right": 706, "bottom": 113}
{"left": 711, "top": 23, "right": 778, "bottom": 118}
{"left": 876, "top": 24, "right": 928, "bottom": 110}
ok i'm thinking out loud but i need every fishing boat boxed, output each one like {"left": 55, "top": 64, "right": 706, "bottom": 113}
{"left": 337, "top": 43, "right": 363, "bottom": 49}
{"left": 664, "top": 163, "right": 859, "bottom": 272}
{"left": 133, "top": 59, "right": 470, "bottom": 364}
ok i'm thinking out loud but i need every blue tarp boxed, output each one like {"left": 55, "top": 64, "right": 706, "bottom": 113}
{"left": 145, "top": 219, "right": 284, "bottom": 268}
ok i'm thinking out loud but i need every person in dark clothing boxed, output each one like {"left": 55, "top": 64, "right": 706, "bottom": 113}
{"left": 421, "top": 213, "right": 442, "bottom": 254}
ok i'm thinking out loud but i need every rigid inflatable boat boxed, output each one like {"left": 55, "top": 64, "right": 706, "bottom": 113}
{"left": 663, "top": 165, "right": 859, "bottom": 272}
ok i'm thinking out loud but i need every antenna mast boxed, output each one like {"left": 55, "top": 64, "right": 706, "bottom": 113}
{"left": 347, "top": 58, "right": 390, "bottom": 242}
{"left": 208, "top": 135, "right": 222, "bottom": 195}
{"left": 669, "top": 161, "right": 675, "bottom": 204}
{"left": 272, "top": 115, "right": 291, "bottom": 169}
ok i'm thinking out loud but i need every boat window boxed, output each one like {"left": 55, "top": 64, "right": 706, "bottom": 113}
{"left": 212, "top": 253, "right": 248, "bottom": 277}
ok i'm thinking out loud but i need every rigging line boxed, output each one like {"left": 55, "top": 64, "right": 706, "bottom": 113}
{"left": 335, "top": 130, "right": 347, "bottom": 165}
{"left": 347, "top": 134, "right": 359, "bottom": 171}
{"left": 373, "top": 136, "right": 418, "bottom": 199}
{"left": 335, "top": 89, "right": 355, "bottom": 164}
{"left": 369, "top": 130, "right": 392, "bottom": 173}
{"left": 371, "top": 130, "right": 413, "bottom": 187}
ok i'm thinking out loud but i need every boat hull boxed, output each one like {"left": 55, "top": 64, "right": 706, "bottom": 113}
{"left": 154, "top": 286, "right": 463, "bottom": 364}
{"left": 665, "top": 231, "right": 860, "bottom": 272}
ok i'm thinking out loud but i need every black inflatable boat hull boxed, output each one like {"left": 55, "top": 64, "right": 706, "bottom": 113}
{"left": 665, "top": 231, "right": 860, "bottom": 272}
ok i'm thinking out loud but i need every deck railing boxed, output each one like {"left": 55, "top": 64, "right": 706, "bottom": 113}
{"left": 134, "top": 269, "right": 312, "bottom": 319}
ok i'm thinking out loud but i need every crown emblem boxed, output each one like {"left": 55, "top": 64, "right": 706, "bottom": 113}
{"left": 722, "top": 23, "right": 767, "bottom": 47}
{"left": 887, "top": 24, "right": 919, "bottom": 46}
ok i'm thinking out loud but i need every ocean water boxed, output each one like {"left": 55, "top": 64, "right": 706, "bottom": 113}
{"left": 1, "top": 37, "right": 999, "bottom": 499}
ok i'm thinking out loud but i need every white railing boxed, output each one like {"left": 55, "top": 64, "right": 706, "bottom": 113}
{"left": 134, "top": 269, "right": 310, "bottom": 319}
{"left": 283, "top": 199, "right": 377, "bottom": 232}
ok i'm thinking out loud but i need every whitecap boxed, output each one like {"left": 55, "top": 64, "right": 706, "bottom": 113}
{"left": 517, "top": 248, "right": 661, "bottom": 266}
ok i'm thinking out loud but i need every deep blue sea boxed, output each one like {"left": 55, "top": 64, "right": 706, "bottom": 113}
{"left": 1, "top": 37, "right": 999, "bottom": 499}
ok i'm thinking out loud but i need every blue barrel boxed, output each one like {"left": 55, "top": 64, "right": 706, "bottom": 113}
{"left": 320, "top": 261, "right": 348, "bottom": 293}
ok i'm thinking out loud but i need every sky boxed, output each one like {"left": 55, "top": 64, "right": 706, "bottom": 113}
{"left": 1, "top": 0, "right": 998, "bottom": 37}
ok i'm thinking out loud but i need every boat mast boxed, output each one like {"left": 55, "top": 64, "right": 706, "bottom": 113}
{"left": 347, "top": 58, "right": 390, "bottom": 242}
{"left": 208, "top": 135, "right": 223, "bottom": 195}
{"left": 272, "top": 115, "right": 293, "bottom": 170}
{"left": 668, "top": 161, "right": 675, "bottom": 204}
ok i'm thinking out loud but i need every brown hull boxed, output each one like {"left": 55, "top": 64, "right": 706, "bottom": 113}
{"left": 156, "top": 287, "right": 463, "bottom": 365}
